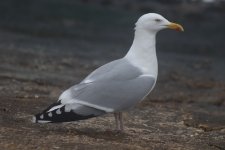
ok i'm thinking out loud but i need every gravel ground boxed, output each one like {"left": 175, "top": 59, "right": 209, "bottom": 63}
{"left": 0, "top": 1, "right": 225, "bottom": 150}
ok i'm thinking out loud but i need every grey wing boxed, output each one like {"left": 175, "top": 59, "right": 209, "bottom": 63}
{"left": 34, "top": 75, "right": 155, "bottom": 123}
{"left": 81, "top": 58, "right": 142, "bottom": 83}
{"left": 59, "top": 58, "right": 156, "bottom": 112}
{"left": 60, "top": 76, "right": 155, "bottom": 112}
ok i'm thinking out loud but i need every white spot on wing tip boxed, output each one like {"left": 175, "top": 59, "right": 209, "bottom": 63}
{"left": 65, "top": 106, "right": 71, "bottom": 112}
{"left": 32, "top": 116, "right": 36, "bottom": 123}
{"left": 40, "top": 114, "right": 44, "bottom": 119}
{"left": 48, "top": 112, "right": 52, "bottom": 117}
{"left": 56, "top": 109, "right": 61, "bottom": 114}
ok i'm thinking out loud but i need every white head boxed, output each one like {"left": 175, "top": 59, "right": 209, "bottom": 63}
{"left": 135, "top": 13, "right": 184, "bottom": 33}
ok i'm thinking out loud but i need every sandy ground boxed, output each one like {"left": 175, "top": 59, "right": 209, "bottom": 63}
{"left": 0, "top": 1, "right": 225, "bottom": 150}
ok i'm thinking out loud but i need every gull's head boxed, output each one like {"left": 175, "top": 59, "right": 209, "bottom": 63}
{"left": 135, "top": 13, "right": 184, "bottom": 33}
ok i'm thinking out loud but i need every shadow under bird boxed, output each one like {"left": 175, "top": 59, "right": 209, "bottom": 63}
{"left": 33, "top": 13, "right": 184, "bottom": 132}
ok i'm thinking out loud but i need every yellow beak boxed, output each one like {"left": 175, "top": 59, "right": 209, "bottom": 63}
{"left": 167, "top": 22, "right": 184, "bottom": 31}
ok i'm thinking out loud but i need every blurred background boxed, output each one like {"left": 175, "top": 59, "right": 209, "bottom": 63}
{"left": 0, "top": 0, "right": 225, "bottom": 149}
{"left": 1, "top": 0, "right": 225, "bottom": 105}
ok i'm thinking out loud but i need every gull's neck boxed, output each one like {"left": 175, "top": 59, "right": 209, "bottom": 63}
{"left": 125, "top": 29, "right": 158, "bottom": 78}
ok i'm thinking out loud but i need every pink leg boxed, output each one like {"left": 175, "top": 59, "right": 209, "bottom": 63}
{"left": 118, "top": 112, "right": 124, "bottom": 131}
{"left": 114, "top": 112, "right": 124, "bottom": 132}
{"left": 114, "top": 112, "right": 120, "bottom": 131}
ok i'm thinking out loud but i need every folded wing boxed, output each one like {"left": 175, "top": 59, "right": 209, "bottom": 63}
{"left": 34, "top": 58, "right": 155, "bottom": 123}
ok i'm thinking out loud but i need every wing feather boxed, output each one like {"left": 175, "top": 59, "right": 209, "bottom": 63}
{"left": 34, "top": 58, "right": 156, "bottom": 123}
{"left": 59, "top": 58, "right": 156, "bottom": 112}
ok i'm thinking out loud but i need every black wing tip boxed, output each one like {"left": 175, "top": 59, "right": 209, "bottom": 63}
{"left": 34, "top": 106, "right": 96, "bottom": 123}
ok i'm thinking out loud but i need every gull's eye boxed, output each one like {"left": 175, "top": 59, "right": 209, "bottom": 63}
{"left": 155, "top": 19, "right": 162, "bottom": 22}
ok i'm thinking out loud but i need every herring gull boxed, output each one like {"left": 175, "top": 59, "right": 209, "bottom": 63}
{"left": 33, "top": 13, "right": 184, "bottom": 131}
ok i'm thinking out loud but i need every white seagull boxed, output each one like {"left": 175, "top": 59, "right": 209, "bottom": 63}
{"left": 33, "top": 13, "right": 183, "bottom": 131}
